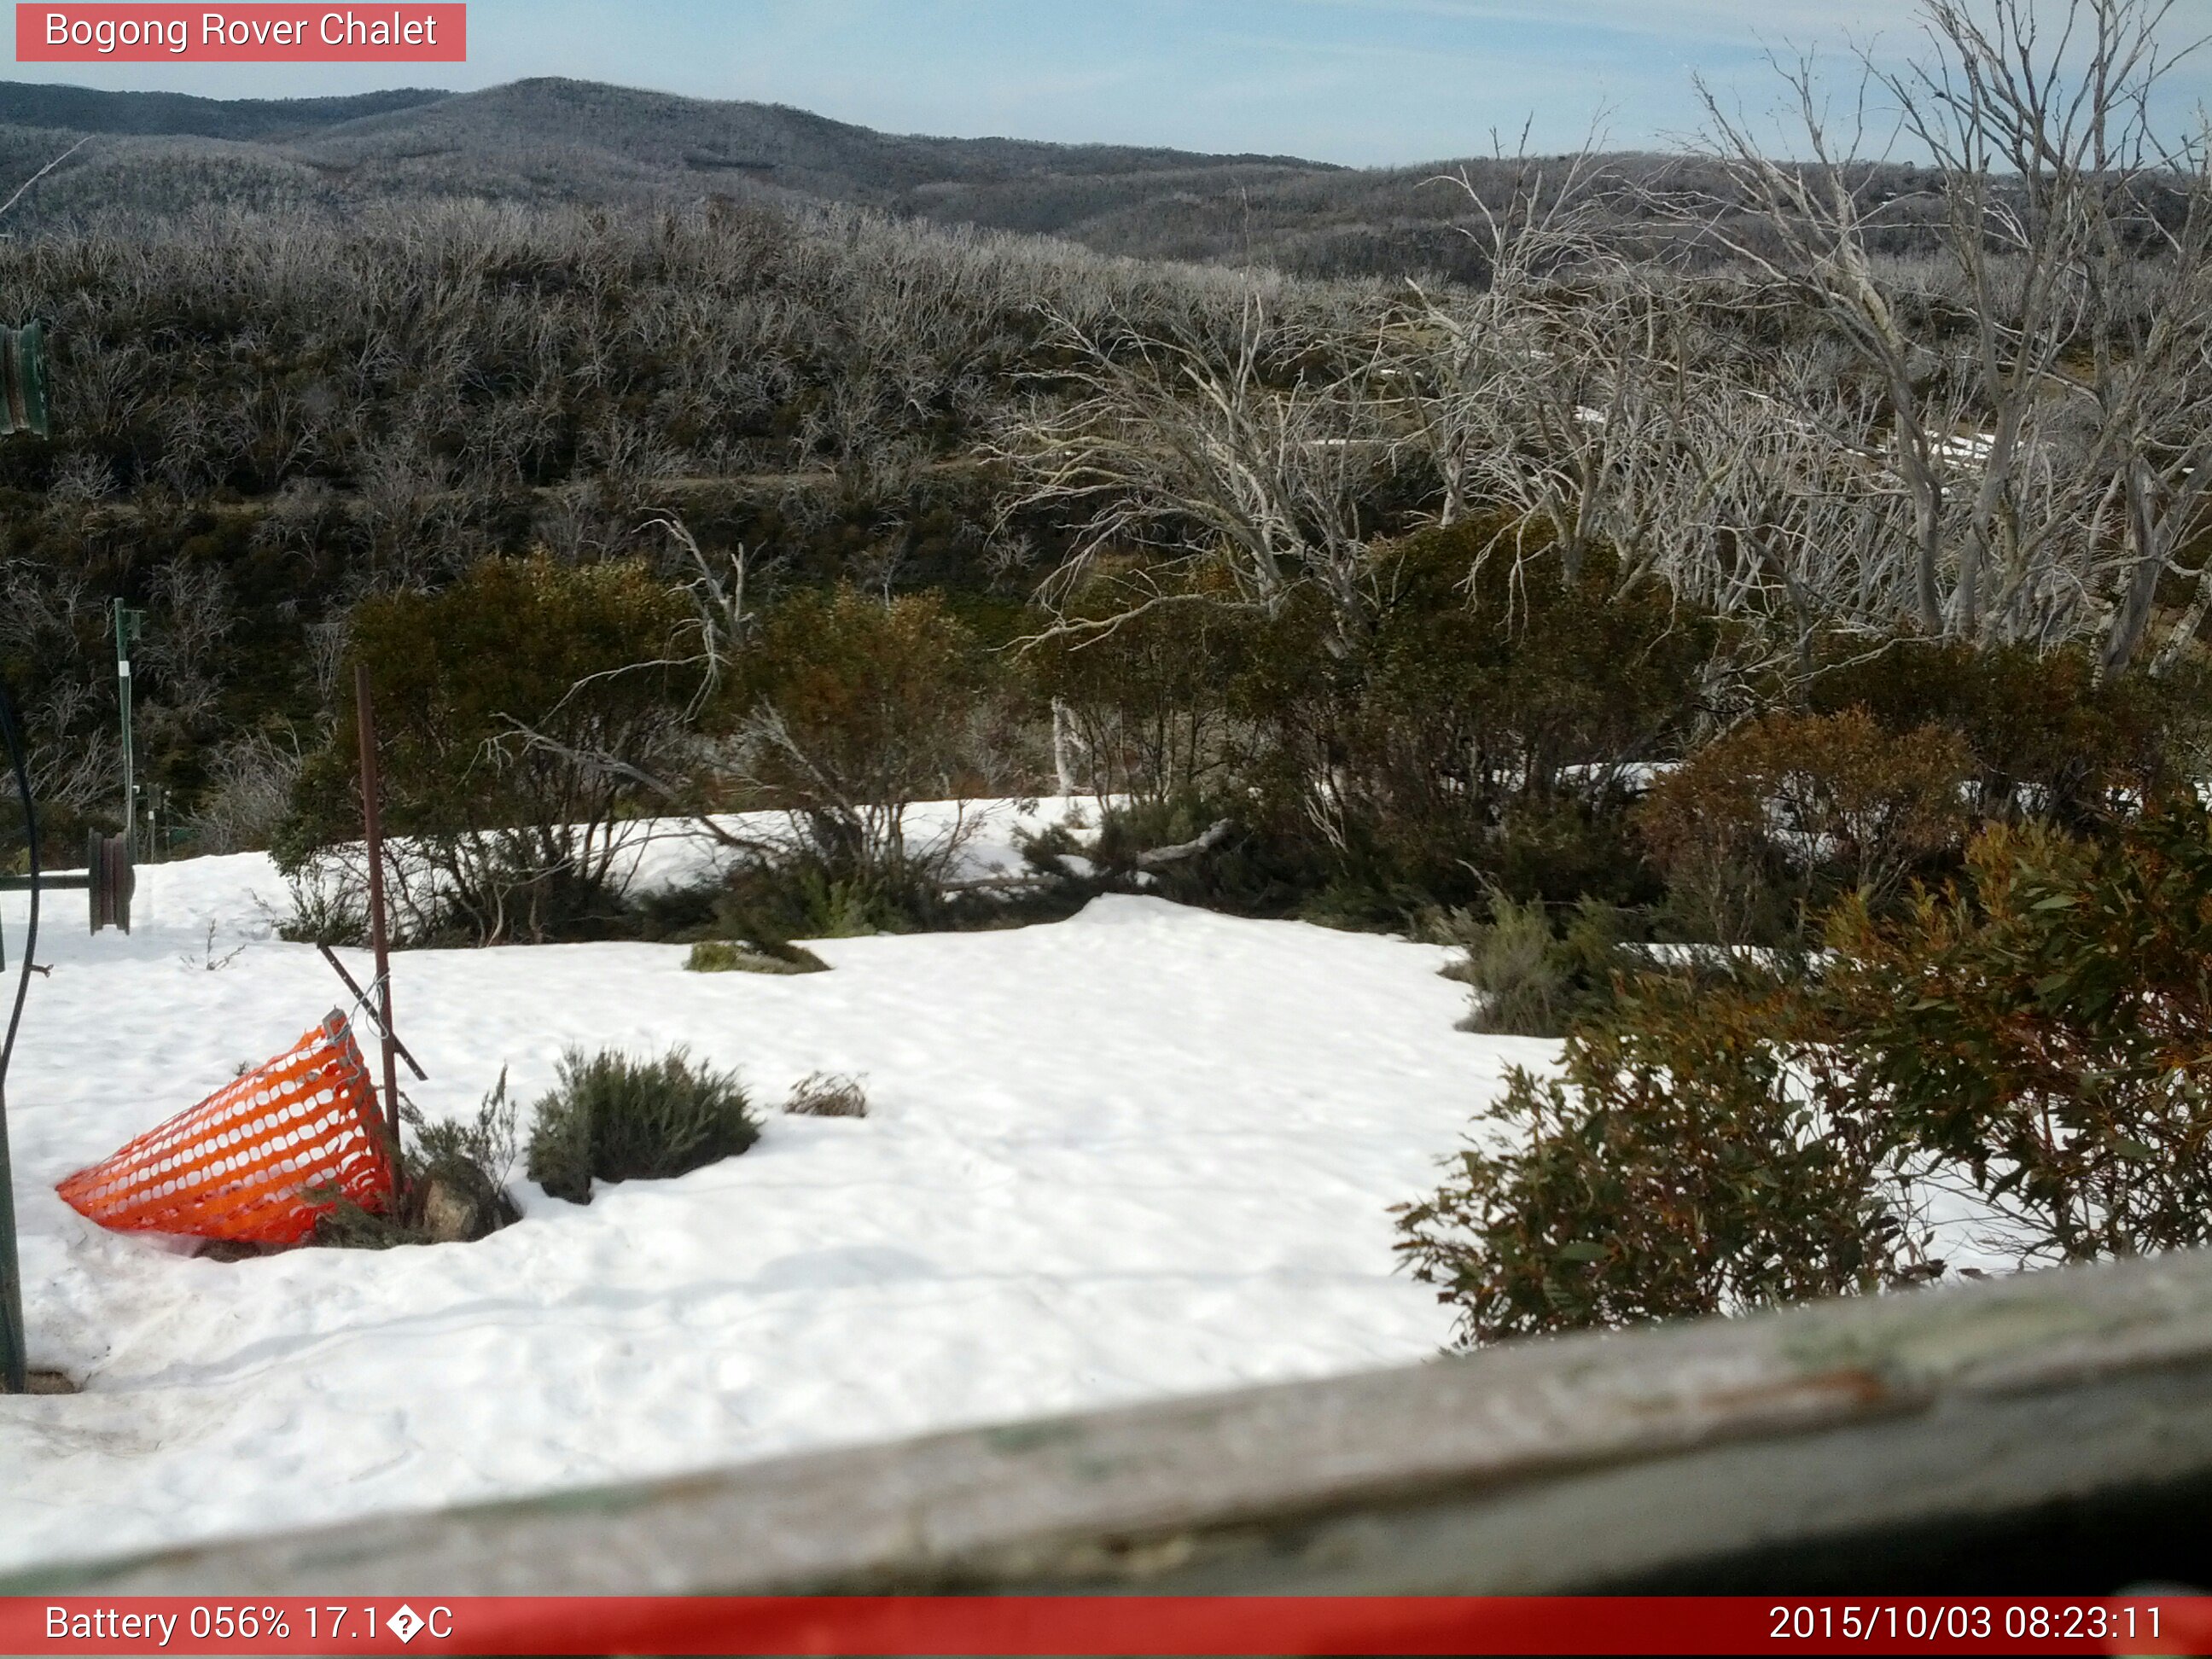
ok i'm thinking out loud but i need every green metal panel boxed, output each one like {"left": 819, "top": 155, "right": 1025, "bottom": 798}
{"left": 0, "top": 323, "right": 49, "bottom": 439}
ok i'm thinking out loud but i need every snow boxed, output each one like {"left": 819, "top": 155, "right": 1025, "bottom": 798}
{"left": 0, "top": 803, "right": 1543, "bottom": 1575}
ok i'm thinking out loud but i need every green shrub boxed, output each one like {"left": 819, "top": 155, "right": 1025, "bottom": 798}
{"left": 1400, "top": 805, "right": 2212, "bottom": 1346}
{"left": 526, "top": 1047, "right": 760, "bottom": 1204}
{"left": 639, "top": 857, "right": 907, "bottom": 946}
{"left": 1638, "top": 708, "right": 1970, "bottom": 943}
{"left": 277, "top": 555, "right": 700, "bottom": 946}
{"left": 1025, "top": 574, "right": 1257, "bottom": 805}
{"left": 312, "top": 1072, "right": 523, "bottom": 1250}
{"left": 1806, "top": 639, "right": 2204, "bottom": 826}
{"left": 685, "top": 937, "right": 829, "bottom": 975}
{"left": 1829, "top": 806, "right": 2212, "bottom": 1264}
{"left": 1086, "top": 794, "right": 1315, "bottom": 918}
{"left": 710, "top": 854, "right": 928, "bottom": 939}
{"left": 735, "top": 585, "right": 996, "bottom": 887}
{"left": 1228, "top": 521, "right": 1705, "bottom": 923}
{"left": 1435, "top": 892, "right": 1633, "bottom": 1037}
{"left": 1481, "top": 792, "right": 1657, "bottom": 914}
{"left": 1394, "top": 972, "right": 1925, "bottom": 1346}
{"left": 1440, "top": 894, "right": 1559, "bottom": 1033}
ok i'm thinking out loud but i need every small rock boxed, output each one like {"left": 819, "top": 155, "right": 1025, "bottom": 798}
{"left": 420, "top": 1175, "right": 484, "bottom": 1243}
{"left": 197, "top": 1239, "right": 273, "bottom": 1262}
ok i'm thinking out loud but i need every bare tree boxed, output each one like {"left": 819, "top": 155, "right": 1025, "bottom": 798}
{"left": 999, "top": 292, "right": 1401, "bottom": 651}
{"left": 184, "top": 730, "right": 301, "bottom": 854}
{"left": 1691, "top": 0, "right": 2212, "bottom": 670}
{"left": 1400, "top": 146, "right": 1703, "bottom": 586}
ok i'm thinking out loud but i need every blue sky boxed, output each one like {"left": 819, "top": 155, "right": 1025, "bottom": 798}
{"left": 7, "top": 1, "right": 2210, "bottom": 166}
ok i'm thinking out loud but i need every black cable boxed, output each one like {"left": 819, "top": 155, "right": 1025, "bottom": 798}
{"left": 0, "top": 674, "right": 35, "bottom": 1392}
{"left": 0, "top": 680, "right": 36, "bottom": 1122}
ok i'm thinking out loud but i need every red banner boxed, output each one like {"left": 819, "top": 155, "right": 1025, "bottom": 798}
{"left": 15, "top": 4, "right": 464, "bottom": 61}
{"left": 2, "top": 1595, "right": 2208, "bottom": 1655}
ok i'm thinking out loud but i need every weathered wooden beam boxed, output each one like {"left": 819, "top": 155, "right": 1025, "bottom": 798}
{"left": 15, "top": 1248, "right": 2212, "bottom": 1594}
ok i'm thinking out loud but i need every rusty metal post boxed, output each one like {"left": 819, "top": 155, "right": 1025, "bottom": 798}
{"left": 353, "top": 663, "right": 403, "bottom": 1205}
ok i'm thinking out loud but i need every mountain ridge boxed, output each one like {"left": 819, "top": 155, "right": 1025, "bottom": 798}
{"left": 0, "top": 81, "right": 451, "bottom": 140}
{"left": 0, "top": 76, "right": 1560, "bottom": 281}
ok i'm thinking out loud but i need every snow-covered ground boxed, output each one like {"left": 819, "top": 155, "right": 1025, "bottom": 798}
{"left": 0, "top": 802, "right": 1545, "bottom": 1575}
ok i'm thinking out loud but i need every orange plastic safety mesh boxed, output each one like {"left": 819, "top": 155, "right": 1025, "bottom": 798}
{"left": 56, "top": 1011, "right": 393, "bottom": 1245}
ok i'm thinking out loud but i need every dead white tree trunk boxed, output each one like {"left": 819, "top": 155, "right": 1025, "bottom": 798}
{"left": 1685, "top": 0, "right": 2212, "bottom": 669}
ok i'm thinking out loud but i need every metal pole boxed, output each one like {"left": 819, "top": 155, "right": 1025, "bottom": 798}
{"left": 113, "top": 602, "right": 140, "bottom": 862}
{"left": 315, "top": 943, "right": 429, "bottom": 1082}
{"left": 0, "top": 678, "right": 38, "bottom": 1394}
{"left": 353, "top": 663, "right": 403, "bottom": 1206}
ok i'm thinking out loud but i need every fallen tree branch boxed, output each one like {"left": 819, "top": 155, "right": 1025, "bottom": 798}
{"left": 938, "top": 872, "right": 1050, "bottom": 894}
{"left": 1134, "top": 818, "right": 1235, "bottom": 870}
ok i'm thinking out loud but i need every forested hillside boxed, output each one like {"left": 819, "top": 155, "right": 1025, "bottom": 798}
{"left": 0, "top": 196, "right": 1326, "bottom": 837}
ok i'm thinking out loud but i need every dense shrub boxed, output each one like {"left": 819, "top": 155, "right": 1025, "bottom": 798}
{"left": 711, "top": 853, "right": 928, "bottom": 940}
{"left": 1042, "top": 522, "right": 1700, "bottom": 926}
{"left": 1638, "top": 708, "right": 1971, "bottom": 943}
{"left": 1238, "top": 522, "right": 1705, "bottom": 918}
{"left": 1807, "top": 640, "right": 2203, "bottom": 825}
{"left": 1079, "top": 793, "right": 1313, "bottom": 917}
{"left": 732, "top": 584, "right": 998, "bottom": 890}
{"left": 1435, "top": 893, "right": 1633, "bottom": 1037}
{"left": 1395, "top": 971, "right": 1925, "bottom": 1346}
{"left": 1440, "top": 894, "right": 1557, "bottom": 1034}
{"left": 278, "top": 555, "right": 699, "bottom": 945}
{"left": 1828, "top": 806, "right": 2212, "bottom": 1264}
{"left": 1402, "top": 805, "right": 2212, "bottom": 1343}
{"left": 527, "top": 1047, "right": 760, "bottom": 1204}
{"left": 1026, "top": 574, "right": 1259, "bottom": 805}
{"left": 1007, "top": 520, "right": 1706, "bottom": 927}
